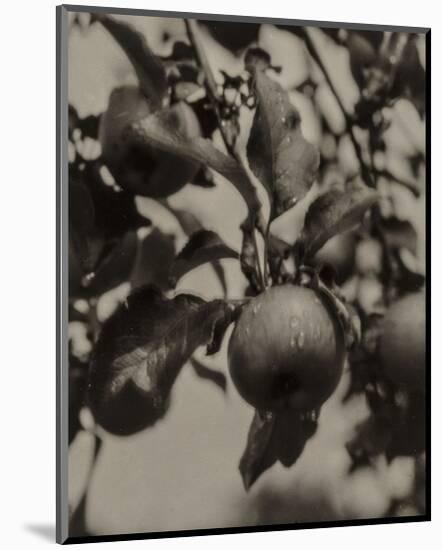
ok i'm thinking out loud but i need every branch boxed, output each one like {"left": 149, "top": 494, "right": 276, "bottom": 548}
{"left": 373, "top": 168, "right": 421, "bottom": 198}
{"left": 185, "top": 19, "right": 234, "bottom": 156}
{"left": 300, "top": 28, "right": 374, "bottom": 188}
{"left": 185, "top": 18, "right": 266, "bottom": 290}
{"left": 301, "top": 27, "right": 398, "bottom": 298}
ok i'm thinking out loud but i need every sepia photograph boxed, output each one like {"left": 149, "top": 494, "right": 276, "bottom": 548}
{"left": 60, "top": 5, "right": 429, "bottom": 543}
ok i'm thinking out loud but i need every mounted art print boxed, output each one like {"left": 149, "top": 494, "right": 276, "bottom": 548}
{"left": 56, "top": 4, "right": 430, "bottom": 544}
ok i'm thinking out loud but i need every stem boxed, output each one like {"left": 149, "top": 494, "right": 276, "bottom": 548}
{"left": 373, "top": 168, "right": 421, "bottom": 198}
{"left": 185, "top": 18, "right": 266, "bottom": 290}
{"left": 185, "top": 19, "right": 234, "bottom": 156}
{"left": 251, "top": 227, "right": 265, "bottom": 290}
{"left": 262, "top": 202, "right": 274, "bottom": 287}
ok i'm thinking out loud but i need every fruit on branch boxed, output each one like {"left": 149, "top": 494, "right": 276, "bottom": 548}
{"left": 228, "top": 285, "right": 346, "bottom": 411}
{"left": 313, "top": 233, "right": 356, "bottom": 284}
{"left": 99, "top": 85, "right": 201, "bottom": 197}
{"left": 379, "top": 291, "right": 426, "bottom": 392}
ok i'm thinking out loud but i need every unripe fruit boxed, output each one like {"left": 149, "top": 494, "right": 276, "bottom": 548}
{"left": 228, "top": 285, "right": 346, "bottom": 411}
{"left": 379, "top": 291, "right": 426, "bottom": 391}
{"left": 99, "top": 85, "right": 201, "bottom": 197}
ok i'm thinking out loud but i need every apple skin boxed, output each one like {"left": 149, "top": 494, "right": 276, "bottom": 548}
{"left": 228, "top": 285, "right": 346, "bottom": 412}
{"left": 379, "top": 291, "right": 426, "bottom": 392}
{"left": 99, "top": 85, "right": 201, "bottom": 198}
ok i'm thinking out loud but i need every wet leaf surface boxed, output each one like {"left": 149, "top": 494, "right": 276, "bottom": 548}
{"left": 247, "top": 71, "right": 320, "bottom": 217}
{"left": 300, "top": 179, "right": 378, "bottom": 258}
{"left": 88, "top": 286, "right": 239, "bottom": 435}
{"left": 131, "top": 111, "right": 262, "bottom": 217}
{"left": 240, "top": 408, "right": 318, "bottom": 490}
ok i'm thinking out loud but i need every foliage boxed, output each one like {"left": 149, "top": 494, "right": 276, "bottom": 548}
{"left": 68, "top": 14, "right": 427, "bottom": 533}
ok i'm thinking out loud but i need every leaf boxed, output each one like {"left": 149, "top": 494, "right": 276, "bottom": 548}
{"left": 189, "top": 358, "right": 227, "bottom": 392}
{"left": 300, "top": 179, "right": 379, "bottom": 258}
{"left": 88, "top": 286, "right": 238, "bottom": 435}
{"left": 75, "top": 160, "right": 149, "bottom": 241}
{"left": 381, "top": 217, "right": 417, "bottom": 255}
{"left": 130, "top": 228, "right": 175, "bottom": 291}
{"left": 346, "top": 415, "right": 391, "bottom": 471}
{"left": 131, "top": 113, "right": 262, "bottom": 220}
{"left": 247, "top": 71, "right": 320, "bottom": 217}
{"left": 239, "top": 409, "right": 318, "bottom": 490}
{"left": 83, "top": 231, "right": 138, "bottom": 295}
{"left": 239, "top": 411, "right": 278, "bottom": 490}
{"left": 170, "top": 230, "right": 238, "bottom": 286}
{"left": 94, "top": 14, "right": 167, "bottom": 107}
{"left": 161, "top": 203, "right": 229, "bottom": 296}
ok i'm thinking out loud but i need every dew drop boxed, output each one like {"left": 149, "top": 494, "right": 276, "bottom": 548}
{"left": 290, "top": 316, "right": 299, "bottom": 329}
{"left": 290, "top": 335, "right": 297, "bottom": 349}
{"left": 286, "top": 136, "right": 292, "bottom": 144}
{"left": 297, "top": 332, "right": 305, "bottom": 349}
{"left": 314, "top": 327, "right": 321, "bottom": 342}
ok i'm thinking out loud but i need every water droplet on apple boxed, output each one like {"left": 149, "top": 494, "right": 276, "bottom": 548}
{"left": 290, "top": 316, "right": 299, "bottom": 329}
{"left": 297, "top": 332, "right": 305, "bottom": 349}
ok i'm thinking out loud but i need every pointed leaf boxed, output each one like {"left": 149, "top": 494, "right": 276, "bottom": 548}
{"left": 161, "top": 203, "right": 229, "bottom": 296}
{"left": 300, "top": 179, "right": 379, "bottom": 258}
{"left": 239, "top": 410, "right": 278, "bottom": 490}
{"left": 130, "top": 228, "right": 175, "bottom": 291}
{"left": 247, "top": 71, "right": 320, "bottom": 217}
{"left": 170, "top": 230, "right": 238, "bottom": 286}
{"left": 94, "top": 14, "right": 167, "bottom": 106}
{"left": 88, "top": 286, "right": 238, "bottom": 435}
{"left": 381, "top": 217, "right": 417, "bottom": 255}
{"left": 131, "top": 113, "right": 262, "bottom": 219}
{"left": 239, "top": 409, "right": 318, "bottom": 490}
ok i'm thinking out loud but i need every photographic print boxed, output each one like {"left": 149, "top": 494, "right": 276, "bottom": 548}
{"left": 57, "top": 5, "right": 430, "bottom": 544}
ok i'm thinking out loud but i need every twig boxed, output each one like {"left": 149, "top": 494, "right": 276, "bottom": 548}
{"left": 185, "top": 19, "right": 234, "bottom": 156}
{"left": 251, "top": 226, "right": 265, "bottom": 290}
{"left": 300, "top": 28, "right": 374, "bottom": 187}
{"left": 185, "top": 18, "right": 266, "bottom": 290}
{"left": 262, "top": 202, "right": 275, "bottom": 287}
{"left": 301, "top": 27, "right": 397, "bottom": 298}
{"left": 373, "top": 168, "right": 421, "bottom": 198}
